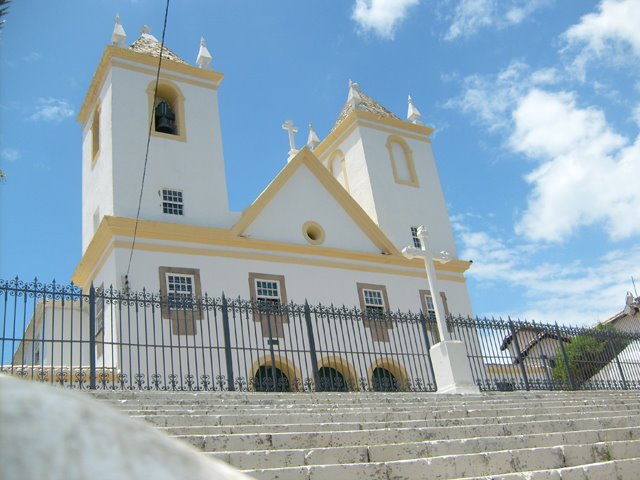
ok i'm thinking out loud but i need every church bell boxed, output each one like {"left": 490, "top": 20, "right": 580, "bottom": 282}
{"left": 155, "top": 100, "right": 176, "bottom": 134}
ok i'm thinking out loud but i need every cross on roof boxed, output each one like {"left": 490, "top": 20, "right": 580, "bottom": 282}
{"left": 282, "top": 120, "right": 299, "bottom": 160}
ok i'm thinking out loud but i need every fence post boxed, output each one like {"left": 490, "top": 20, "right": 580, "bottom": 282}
{"left": 303, "top": 301, "right": 320, "bottom": 391}
{"left": 556, "top": 323, "right": 574, "bottom": 391}
{"left": 88, "top": 284, "right": 96, "bottom": 390}
{"left": 508, "top": 318, "right": 530, "bottom": 391}
{"left": 419, "top": 313, "right": 437, "bottom": 390}
{"left": 221, "top": 294, "right": 235, "bottom": 391}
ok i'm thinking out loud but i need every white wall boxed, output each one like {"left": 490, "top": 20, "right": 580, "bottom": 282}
{"left": 82, "top": 77, "right": 114, "bottom": 252}
{"left": 81, "top": 61, "right": 237, "bottom": 254}
{"left": 244, "top": 164, "right": 381, "bottom": 253}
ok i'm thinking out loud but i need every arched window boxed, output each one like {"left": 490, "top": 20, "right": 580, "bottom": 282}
{"left": 386, "top": 135, "right": 419, "bottom": 187}
{"left": 316, "top": 366, "right": 348, "bottom": 392}
{"left": 371, "top": 367, "right": 400, "bottom": 392}
{"left": 147, "top": 81, "right": 186, "bottom": 141}
{"left": 253, "top": 365, "right": 290, "bottom": 392}
{"left": 328, "top": 150, "right": 349, "bottom": 191}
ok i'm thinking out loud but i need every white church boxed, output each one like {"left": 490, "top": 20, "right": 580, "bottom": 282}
{"left": 12, "top": 18, "right": 480, "bottom": 393}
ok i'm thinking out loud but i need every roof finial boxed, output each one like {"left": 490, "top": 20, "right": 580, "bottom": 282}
{"left": 282, "top": 120, "right": 299, "bottom": 162}
{"left": 141, "top": 25, "right": 151, "bottom": 35}
{"left": 196, "top": 36, "right": 213, "bottom": 69}
{"left": 407, "top": 95, "right": 422, "bottom": 124}
{"left": 307, "top": 123, "right": 320, "bottom": 150}
{"left": 111, "top": 14, "right": 127, "bottom": 47}
{"left": 347, "top": 79, "right": 362, "bottom": 108}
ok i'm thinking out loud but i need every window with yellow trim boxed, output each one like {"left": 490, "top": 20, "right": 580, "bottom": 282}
{"left": 386, "top": 135, "right": 419, "bottom": 187}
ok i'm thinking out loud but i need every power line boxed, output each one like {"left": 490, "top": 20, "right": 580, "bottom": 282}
{"left": 126, "top": 0, "right": 171, "bottom": 282}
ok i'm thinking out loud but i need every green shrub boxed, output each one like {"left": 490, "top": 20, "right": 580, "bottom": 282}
{"left": 552, "top": 325, "right": 629, "bottom": 386}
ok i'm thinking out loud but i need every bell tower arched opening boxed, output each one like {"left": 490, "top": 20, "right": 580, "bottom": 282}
{"left": 147, "top": 80, "right": 186, "bottom": 141}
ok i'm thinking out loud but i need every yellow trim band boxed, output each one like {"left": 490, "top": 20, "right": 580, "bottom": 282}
{"left": 72, "top": 216, "right": 471, "bottom": 288}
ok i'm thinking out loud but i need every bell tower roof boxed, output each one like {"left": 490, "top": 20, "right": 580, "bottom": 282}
{"left": 331, "top": 81, "right": 400, "bottom": 133}
{"left": 128, "top": 26, "right": 187, "bottom": 65}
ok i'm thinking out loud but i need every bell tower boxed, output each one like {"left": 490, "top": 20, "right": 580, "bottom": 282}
{"left": 313, "top": 82, "right": 458, "bottom": 258}
{"left": 77, "top": 18, "right": 232, "bottom": 253}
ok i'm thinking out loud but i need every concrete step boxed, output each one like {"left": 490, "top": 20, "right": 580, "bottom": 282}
{"left": 114, "top": 400, "right": 640, "bottom": 418}
{"left": 158, "top": 408, "right": 640, "bottom": 436}
{"left": 103, "top": 393, "right": 640, "bottom": 409}
{"left": 176, "top": 415, "right": 640, "bottom": 452}
{"left": 134, "top": 403, "right": 640, "bottom": 428}
{"left": 467, "top": 457, "right": 640, "bottom": 479}
{"left": 243, "top": 439, "right": 640, "bottom": 480}
{"left": 102, "top": 390, "right": 640, "bottom": 478}
{"left": 203, "top": 425, "right": 640, "bottom": 469}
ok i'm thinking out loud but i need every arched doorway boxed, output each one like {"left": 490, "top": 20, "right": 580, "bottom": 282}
{"left": 316, "top": 366, "right": 348, "bottom": 392}
{"left": 253, "top": 365, "right": 290, "bottom": 392}
{"left": 371, "top": 367, "right": 400, "bottom": 392}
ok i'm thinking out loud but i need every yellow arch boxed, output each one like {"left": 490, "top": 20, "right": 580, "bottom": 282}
{"left": 367, "top": 356, "right": 410, "bottom": 391}
{"left": 386, "top": 135, "right": 419, "bottom": 187}
{"left": 146, "top": 79, "right": 187, "bottom": 142}
{"left": 317, "top": 355, "right": 359, "bottom": 391}
{"left": 249, "top": 354, "right": 303, "bottom": 392}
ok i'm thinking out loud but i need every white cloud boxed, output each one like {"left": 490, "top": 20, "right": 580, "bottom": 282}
{"left": 0, "top": 148, "right": 20, "bottom": 162}
{"left": 563, "top": 0, "right": 640, "bottom": 78}
{"left": 454, "top": 221, "right": 640, "bottom": 325}
{"left": 510, "top": 89, "right": 640, "bottom": 242}
{"left": 445, "top": 61, "right": 558, "bottom": 131}
{"left": 445, "top": 0, "right": 552, "bottom": 41}
{"left": 29, "top": 98, "right": 74, "bottom": 123}
{"left": 351, "top": 0, "right": 420, "bottom": 39}
{"left": 449, "top": 63, "right": 640, "bottom": 243}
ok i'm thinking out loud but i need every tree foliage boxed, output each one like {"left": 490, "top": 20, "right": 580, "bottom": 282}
{"left": 553, "top": 325, "right": 629, "bottom": 386}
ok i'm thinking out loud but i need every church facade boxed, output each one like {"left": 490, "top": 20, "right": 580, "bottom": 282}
{"left": 74, "top": 24, "right": 472, "bottom": 318}
{"left": 13, "top": 20, "right": 478, "bottom": 392}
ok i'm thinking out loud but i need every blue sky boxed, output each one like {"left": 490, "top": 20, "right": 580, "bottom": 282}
{"left": 0, "top": 0, "right": 639, "bottom": 326}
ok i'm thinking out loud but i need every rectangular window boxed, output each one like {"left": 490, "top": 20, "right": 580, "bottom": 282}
{"left": 248, "top": 273, "right": 288, "bottom": 338}
{"left": 410, "top": 226, "right": 421, "bottom": 248}
{"left": 256, "top": 279, "right": 281, "bottom": 309}
{"left": 162, "top": 189, "right": 184, "bottom": 215}
{"left": 423, "top": 293, "right": 436, "bottom": 320}
{"left": 166, "top": 273, "right": 194, "bottom": 310}
{"left": 357, "top": 282, "right": 392, "bottom": 342}
{"left": 419, "top": 289, "right": 452, "bottom": 342}
{"left": 363, "top": 289, "right": 385, "bottom": 319}
{"left": 158, "top": 267, "right": 202, "bottom": 335}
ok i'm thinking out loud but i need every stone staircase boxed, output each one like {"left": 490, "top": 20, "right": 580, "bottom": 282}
{"left": 95, "top": 391, "right": 640, "bottom": 479}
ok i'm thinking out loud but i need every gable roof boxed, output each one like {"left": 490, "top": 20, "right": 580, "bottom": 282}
{"left": 331, "top": 87, "right": 400, "bottom": 133}
{"left": 129, "top": 32, "right": 187, "bottom": 64}
{"left": 231, "top": 148, "right": 403, "bottom": 257}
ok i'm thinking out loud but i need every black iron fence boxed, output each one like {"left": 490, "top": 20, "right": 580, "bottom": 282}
{"left": 0, "top": 278, "right": 437, "bottom": 392}
{"left": 2, "top": 278, "right": 639, "bottom": 392}
{"left": 449, "top": 315, "right": 640, "bottom": 391}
